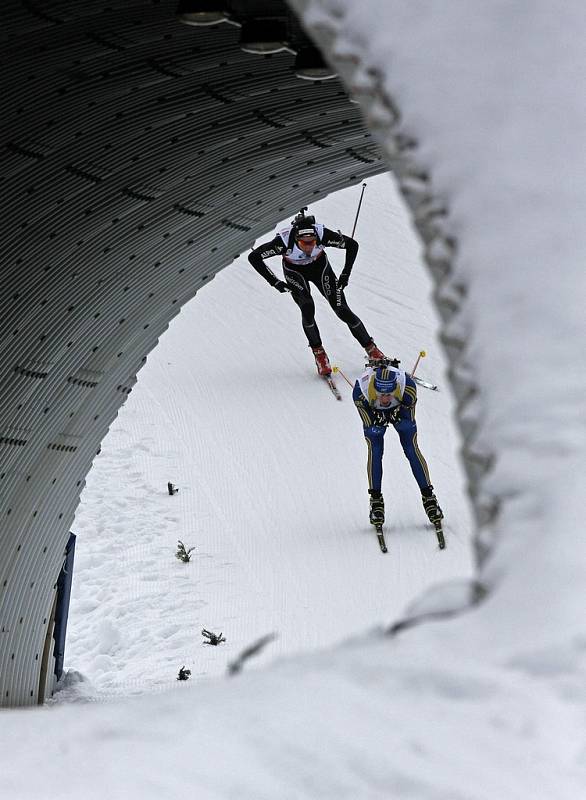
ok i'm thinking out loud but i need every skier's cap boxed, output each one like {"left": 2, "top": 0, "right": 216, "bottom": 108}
{"left": 373, "top": 367, "right": 398, "bottom": 394}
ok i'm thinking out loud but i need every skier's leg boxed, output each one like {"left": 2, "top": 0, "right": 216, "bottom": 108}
{"left": 354, "top": 393, "right": 387, "bottom": 522}
{"left": 394, "top": 418, "right": 432, "bottom": 493}
{"left": 284, "top": 266, "right": 322, "bottom": 348}
{"left": 395, "top": 418, "right": 443, "bottom": 521}
{"left": 364, "top": 425, "right": 386, "bottom": 523}
{"left": 364, "top": 426, "right": 385, "bottom": 493}
{"left": 284, "top": 265, "right": 332, "bottom": 374}
{"left": 313, "top": 259, "right": 373, "bottom": 348}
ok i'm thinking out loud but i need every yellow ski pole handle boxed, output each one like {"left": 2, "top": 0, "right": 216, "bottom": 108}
{"left": 332, "top": 365, "right": 353, "bottom": 388}
{"left": 411, "top": 350, "right": 426, "bottom": 377}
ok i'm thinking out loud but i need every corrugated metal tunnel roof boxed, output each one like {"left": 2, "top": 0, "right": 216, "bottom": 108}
{"left": 0, "top": 0, "right": 384, "bottom": 705}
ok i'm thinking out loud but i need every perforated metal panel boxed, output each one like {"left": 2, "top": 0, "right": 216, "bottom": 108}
{"left": 0, "top": 0, "right": 384, "bottom": 705}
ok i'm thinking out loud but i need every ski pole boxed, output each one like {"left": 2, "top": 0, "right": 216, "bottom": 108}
{"left": 411, "top": 350, "right": 426, "bottom": 377}
{"left": 351, "top": 182, "right": 367, "bottom": 238}
{"left": 332, "top": 365, "right": 353, "bottom": 388}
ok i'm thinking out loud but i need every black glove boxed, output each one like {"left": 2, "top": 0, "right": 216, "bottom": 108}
{"left": 373, "top": 406, "right": 400, "bottom": 427}
{"left": 372, "top": 410, "right": 389, "bottom": 427}
{"left": 337, "top": 270, "right": 351, "bottom": 291}
{"left": 388, "top": 406, "right": 401, "bottom": 425}
{"left": 273, "top": 280, "right": 291, "bottom": 293}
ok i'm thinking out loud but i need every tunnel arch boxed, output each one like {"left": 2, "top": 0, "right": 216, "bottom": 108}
{"left": 0, "top": 0, "right": 392, "bottom": 705}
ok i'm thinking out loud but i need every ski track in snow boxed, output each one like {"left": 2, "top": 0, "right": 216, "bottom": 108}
{"left": 67, "top": 174, "right": 474, "bottom": 697}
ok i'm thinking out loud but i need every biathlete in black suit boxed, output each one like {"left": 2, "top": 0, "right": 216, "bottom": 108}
{"left": 248, "top": 211, "right": 386, "bottom": 376}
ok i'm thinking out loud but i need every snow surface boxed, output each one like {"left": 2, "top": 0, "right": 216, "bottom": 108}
{"left": 297, "top": 0, "right": 586, "bottom": 659}
{"left": 65, "top": 173, "right": 474, "bottom": 696}
{"left": 2, "top": 2, "right": 586, "bottom": 796}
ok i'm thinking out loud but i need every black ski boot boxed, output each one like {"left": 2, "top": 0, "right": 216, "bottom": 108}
{"left": 422, "top": 487, "right": 443, "bottom": 523}
{"left": 369, "top": 491, "right": 385, "bottom": 525}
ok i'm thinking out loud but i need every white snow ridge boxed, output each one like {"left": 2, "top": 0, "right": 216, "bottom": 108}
{"left": 2, "top": 2, "right": 586, "bottom": 798}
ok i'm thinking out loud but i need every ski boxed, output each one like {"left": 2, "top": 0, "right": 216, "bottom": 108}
{"left": 434, "top": 520, "right": 446, "bottom": 549}
{"left": 374, "top": 523, "right": 387, "bottom": 553}
{"left": 323, "top": 374, "right": 342, "bottom": 400}
{"left": 413, "top": 375, "right": 439, "bottom": 392}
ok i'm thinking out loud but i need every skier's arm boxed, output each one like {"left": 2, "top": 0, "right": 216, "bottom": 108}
{"left": 403, "top": 376, "right": 418, "bottom": 409}
{"left": 353, "top": 381, "right": 385, "bottom": 428}
{"left": 322, "top": 227, "right": 359, "bottom": 288}
{"left": 248, "top": 236, "right": 287, "bottom": 288}
{"left": 352, "top": 380, "right": 370, "bottom": 416}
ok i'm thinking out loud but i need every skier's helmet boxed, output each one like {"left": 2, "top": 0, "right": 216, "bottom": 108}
{"left": 373, "top": 366, "right": 398, "bottom": 394}
{"left": 293, "top": 212, "right": 317, "bottom": 242}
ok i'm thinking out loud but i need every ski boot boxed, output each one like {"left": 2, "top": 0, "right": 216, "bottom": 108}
{"left": 311, "top": 345, "right": 332, "bottom": 376}
{"left": 369, "top": 491, "right": 385, "bottom": 525}
{"left": 365, "top": 340, "right": 386, "bottom": 360}
{"left": 422, "top": 487, "right": 445, "bottom": 549}
{"left": 421, "top": 487, "right": 444, "bottom": 523}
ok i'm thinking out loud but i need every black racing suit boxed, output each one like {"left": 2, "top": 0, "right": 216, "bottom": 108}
{"left": 247, "top": 227, "right": 373, "bottom": 349}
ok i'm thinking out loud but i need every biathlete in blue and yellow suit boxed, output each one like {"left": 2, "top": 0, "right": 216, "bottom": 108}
{"left": 352, "top": 363, "right": 444, "bottom": 527}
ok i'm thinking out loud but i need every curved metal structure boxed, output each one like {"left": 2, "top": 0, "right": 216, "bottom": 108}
{"left": 0, "top": 1, "right": 385, "bottom": 705}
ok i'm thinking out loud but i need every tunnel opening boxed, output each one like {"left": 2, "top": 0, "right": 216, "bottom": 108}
{"left": 0, "top": 0, "right": 482, "bottom": 707}
{"left": 63, "top": 172, "right": 475, "bottom": 696}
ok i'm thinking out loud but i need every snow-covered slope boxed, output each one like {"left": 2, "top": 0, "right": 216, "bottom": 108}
{"left": 2, "top": 175, "right": 581, "bottom": 800}
{"left": 66, "top": 173, "right": 473, "bottom": 695}
{"left": 4, "top": 632, "right": 584, "bottom": 800}
{"left": 2, "top": 2, "right": 586, "bottom": 797}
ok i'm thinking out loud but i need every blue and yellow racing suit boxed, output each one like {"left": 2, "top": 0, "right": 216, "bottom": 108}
{"left": 352, "top": 367, "right": 432, "bottom": 494}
